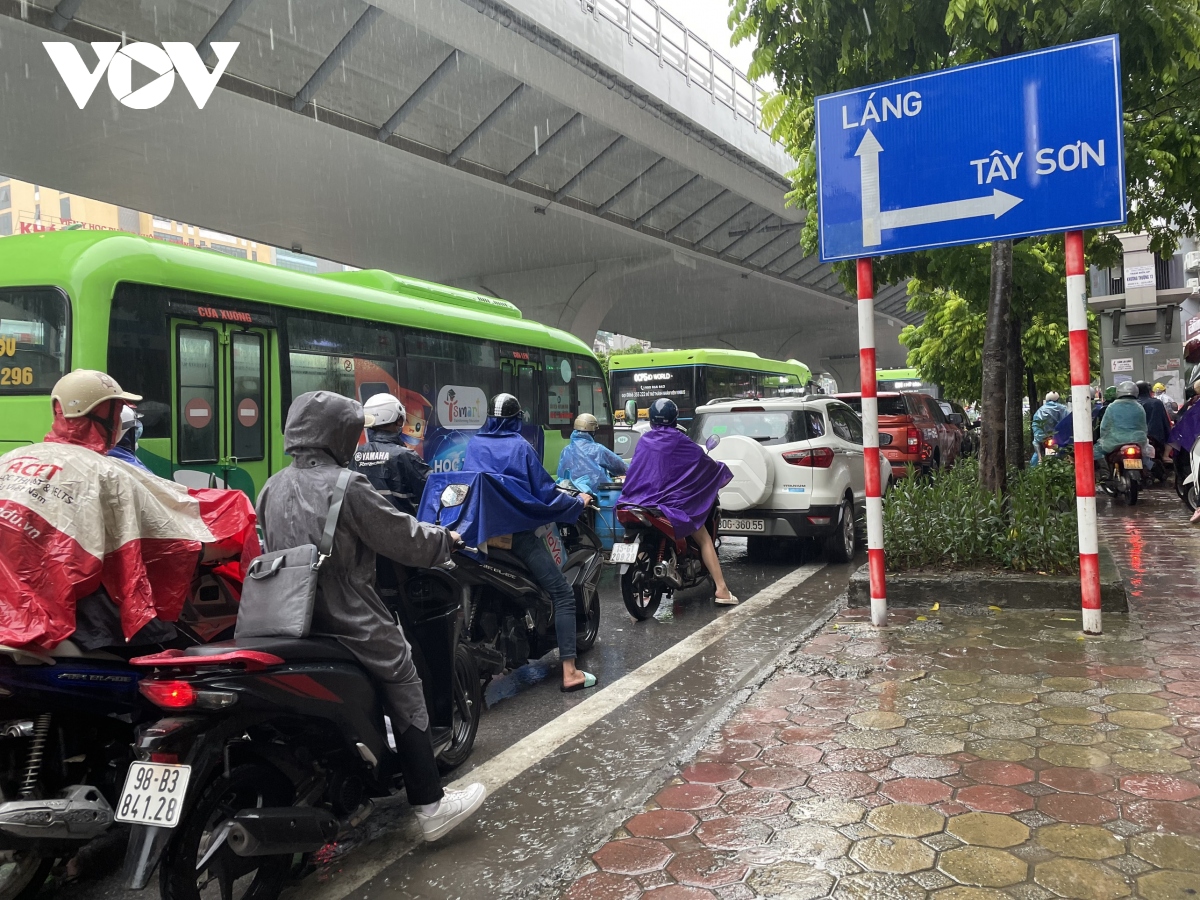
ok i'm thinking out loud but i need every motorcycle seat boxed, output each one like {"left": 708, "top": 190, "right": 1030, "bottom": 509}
{"left": 182, "top": 637, "right": 361, "bottom": 664}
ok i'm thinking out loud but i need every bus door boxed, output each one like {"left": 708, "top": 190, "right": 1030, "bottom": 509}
{"left": 500, "top": 352, "right": 545, "bottom": 458}
{"left": 171, "top": 319, "right": 274, "bottom": 498}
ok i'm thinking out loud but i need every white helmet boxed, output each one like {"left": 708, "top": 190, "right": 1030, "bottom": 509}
{"left": 1044, "top": 391, "right": 1060, "bottom": 404}
{"left": 1115, "top": 380, "right": 1139, "bottom": 399}
{"left": 363, "top": 392, "right": 405, "bottom": 427}
{"left": 117, "top": 405, "right": 143, "bottom": 441}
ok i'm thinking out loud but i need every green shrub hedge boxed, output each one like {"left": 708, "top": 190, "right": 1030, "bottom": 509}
{"left": 883, "top": 458, "right": 1078, "bottom": 574}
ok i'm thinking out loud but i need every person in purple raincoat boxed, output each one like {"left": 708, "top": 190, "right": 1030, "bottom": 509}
{"left": 1168, "top": 391, "right": 1200, "bottom": 523}
{"left": 618, "top": 398, "right": 738, "bottom": 605}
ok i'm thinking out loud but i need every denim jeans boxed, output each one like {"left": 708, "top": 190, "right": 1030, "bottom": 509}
{"left": 511, "top": 529, "right": 577, "bottom": 661}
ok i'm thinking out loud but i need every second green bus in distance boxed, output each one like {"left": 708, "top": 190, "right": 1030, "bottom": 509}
{"left": 609, "top": 350, "right": 814, "bottom": 423}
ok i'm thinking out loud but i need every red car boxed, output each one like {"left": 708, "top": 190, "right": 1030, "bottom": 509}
{"left": 837, "top": 392, "right": 962, "bottom": 477}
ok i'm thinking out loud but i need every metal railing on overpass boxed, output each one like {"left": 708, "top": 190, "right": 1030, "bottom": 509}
{"left": 581, "top": 0, "right": 773, "bottom": 137}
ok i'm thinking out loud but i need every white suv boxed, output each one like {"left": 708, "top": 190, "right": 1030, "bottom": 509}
{"left": 689, "top": 397, "right": 892, "bottom": 562}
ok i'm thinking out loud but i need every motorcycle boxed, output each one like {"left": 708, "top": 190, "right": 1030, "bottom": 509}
{"left": 119, "top": 557, "right": 479, "bottom": 900}
{"left": 431, "top": 480, "right": 604, "bottom": 681}
{"left": 1180, "top": 435, "right": 1200, "bottom": 511}
{"left": 0, "top": 563, "right": 243, "bottom": 900}
{"left": 1100, "top": 443, "right": 1144, "bottom": 505}
{"left": 611, "top": 434, "right": 722, "bottom": 621}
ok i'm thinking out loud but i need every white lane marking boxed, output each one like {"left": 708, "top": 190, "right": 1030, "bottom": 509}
{"left": 307, "top": 562, "right": 824, "bottom": 899}
{"left": 450, "top": 562, "right": 823, "bottom": 794}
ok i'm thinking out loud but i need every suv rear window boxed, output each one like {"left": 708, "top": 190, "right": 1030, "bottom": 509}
{"left": 840, "top": 396, "right": 909, "bottom": 417}
{"left": 690, "top": 409, "right": 821, "bottom": 445}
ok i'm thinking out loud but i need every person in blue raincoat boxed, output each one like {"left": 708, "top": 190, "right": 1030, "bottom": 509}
{"left": 107, "top": 405, "right": 151, "bottom": 472}
{"left": 1030, "top": 392, "right": 1068, "bottom": 465}
{"left": 462, "top": 394, "right": 597, "bottom": 693}
{"left": 557, "top": 413, "right": 627, "bottom": 494}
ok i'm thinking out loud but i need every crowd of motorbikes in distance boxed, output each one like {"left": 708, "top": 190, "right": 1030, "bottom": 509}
{"left": 1037, "top": 384, "right": 1199, "bottom": 510}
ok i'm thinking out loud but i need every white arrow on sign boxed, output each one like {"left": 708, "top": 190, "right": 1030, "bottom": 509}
{"left": 856, "top": 129, "right": 1023, "bottom": 248}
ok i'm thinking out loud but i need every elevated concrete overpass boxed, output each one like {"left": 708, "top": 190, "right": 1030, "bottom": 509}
{"left": 1, "top": 0, "right": 913, "bottom": 382}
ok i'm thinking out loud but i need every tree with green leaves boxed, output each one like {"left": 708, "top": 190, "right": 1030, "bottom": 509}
{"left": 731, "top": 0, "right": 1200, "bottom": 492}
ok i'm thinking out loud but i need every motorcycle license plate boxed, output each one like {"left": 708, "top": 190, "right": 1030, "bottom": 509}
{"left": 115, "top": 762, "right": 191, "bottom": 828}
{"left": 1124, "top": 459, "right": 1143, "bottom": 470}
{"left": 610, "top": 539, "right": 640, "bottom": 564}
{"left": 721, "top": 517, "right": 765, "bottom": 533}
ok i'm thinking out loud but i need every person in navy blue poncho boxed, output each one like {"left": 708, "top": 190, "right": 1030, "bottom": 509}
{"left": 462, "top": 394, "right": 597, "bottom": 693}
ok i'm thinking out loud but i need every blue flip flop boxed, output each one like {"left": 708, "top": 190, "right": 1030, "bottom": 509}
{"left": 561, "top": 672, "right": 598, "bottom": 693}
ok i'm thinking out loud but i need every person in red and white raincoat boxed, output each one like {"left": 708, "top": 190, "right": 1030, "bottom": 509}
{"left": 0, "top": 370, "right": 259, "bottom": 651}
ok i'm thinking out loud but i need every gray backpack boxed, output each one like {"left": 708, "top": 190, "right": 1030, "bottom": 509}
{"left": 235, "top": 469, "right": 352, "bottom": 639}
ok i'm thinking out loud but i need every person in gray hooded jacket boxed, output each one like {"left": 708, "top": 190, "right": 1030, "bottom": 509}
{"left": 255, "top": 390, "right": 485, "bottom": 841}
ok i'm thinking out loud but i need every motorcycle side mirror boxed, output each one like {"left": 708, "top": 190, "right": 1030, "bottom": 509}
{"left": 705, "top": 434, "right": 721, "bottom": 451}
{"left": 624, "top": 400, "right": 638, "bottom": 423}
{"left": 439, "top": 484, "right": 470, "bottom": 509}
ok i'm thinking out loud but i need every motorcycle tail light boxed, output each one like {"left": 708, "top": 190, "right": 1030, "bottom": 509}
{"left": 150, "top": 752, "right": 179, "bottom": 764}
{"left": 782, "top": 447, "right": 835, "bottom": 468}
{"left": 1123, "top": 445, "right": 1141, "bottom": 457}
{"left": 1046, "top": 438, "right": 1057, "bottom": 448}
{"left": 139, "top": 680, "right": 236, "bottom": 711}
{"left": 140, "top": 680, "right": 195, "bottom": 709}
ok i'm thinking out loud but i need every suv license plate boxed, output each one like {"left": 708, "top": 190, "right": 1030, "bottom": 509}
{"left": 610, "top": 540, "right": 640, "bottom": 564}
{"left": 1123, "top": 459, "right": 1143, "bottom": 470}
{"left": 115, "top": 762, "right": 191, "bottom": 828}
{"left": 721, "top": 518, "right": 765, "bottom": 533}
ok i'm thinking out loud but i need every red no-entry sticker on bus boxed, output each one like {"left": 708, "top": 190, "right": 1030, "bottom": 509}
{"left": 184, "top": 397, "right": 212, "bottom": 428}
{"left": 237, "top": 398, "right": 259, "bottom": 427}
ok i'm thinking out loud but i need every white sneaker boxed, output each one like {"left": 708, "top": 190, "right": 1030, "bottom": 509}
{"left": 415, "top": 783, "right": 486, "bottom": 842}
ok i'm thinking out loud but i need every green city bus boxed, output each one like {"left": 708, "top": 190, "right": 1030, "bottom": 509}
{"left": 0, "top": 231, "right": 612, "bottom": 497}
{"left": 875, "top": 367, "right": 940, "bottom": 398}
{"left": 609, "top": 350, "right": 812, "bottom": 422}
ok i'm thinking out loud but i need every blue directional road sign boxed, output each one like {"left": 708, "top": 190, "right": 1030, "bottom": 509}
{"left": 815, "top": 36, "right": 1125, "bottom": 262}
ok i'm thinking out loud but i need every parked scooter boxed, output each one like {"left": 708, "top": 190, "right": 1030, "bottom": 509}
{"left": 430, "top": 480, "right": 604, "bottom": 681}
{"left": 119, "top": 557, "right": 479, "bottom": 900}
{"left": 611, "top": 431, "right": 722, "bottom": 621}
{"left": 1100, "top": 443, "right": 1144, "bottom": 505}
{"left": 0, "top": 564, "right": 243, "bottom": 900}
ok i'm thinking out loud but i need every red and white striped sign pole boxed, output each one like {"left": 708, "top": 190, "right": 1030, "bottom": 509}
{"left": 857, "top": 257, "right": 887, "bottom": 626}
{"left": 1065, "top": 230, "right": 1102, "bottom": 635}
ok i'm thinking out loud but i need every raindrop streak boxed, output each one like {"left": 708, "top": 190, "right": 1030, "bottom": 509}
{"left": 287, "top": 0, "right": 294, "bottom": 35}
{"left": 269, "top": 27, "right": 274, "bottom": 51}
{"left": 534, "top": 126, "right": 539, "bottom": 155}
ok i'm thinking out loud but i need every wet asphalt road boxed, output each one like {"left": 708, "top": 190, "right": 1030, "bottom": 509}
{"left": 43, "top": 538, "right": 850, "bottom": 900}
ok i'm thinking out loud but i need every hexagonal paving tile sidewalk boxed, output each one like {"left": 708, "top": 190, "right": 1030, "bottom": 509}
{"left": 554, "top": 498, "right": 1200, "bottom": 899}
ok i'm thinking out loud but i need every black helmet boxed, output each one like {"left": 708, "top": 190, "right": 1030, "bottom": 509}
{"left": 1135, "top": 380, "right": 1151, "bottom": 398}
{"left": 490, "top": 393, "right": 522, "bottom": 418}
{"left": 648, "top": 397, "right": 678, "bottom": 426}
